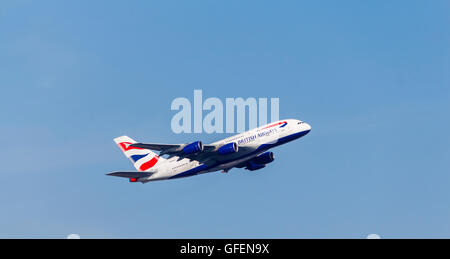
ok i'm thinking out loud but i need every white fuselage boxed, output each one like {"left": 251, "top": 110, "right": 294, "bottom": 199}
{"left": 140, "top": 119, "right": 311, "bottom": 182}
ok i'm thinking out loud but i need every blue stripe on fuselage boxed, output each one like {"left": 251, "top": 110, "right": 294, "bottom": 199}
{"left": 168, "top": 130, "right": 310, "bottom": 179}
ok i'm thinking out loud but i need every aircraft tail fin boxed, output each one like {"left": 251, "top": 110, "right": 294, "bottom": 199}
{"left": 113, "top": 136, "right": 164, "bottom": 172}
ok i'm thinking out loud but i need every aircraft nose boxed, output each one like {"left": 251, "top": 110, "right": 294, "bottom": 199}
{"left": 303, "top": 122, "right": 312, "bottom": 132}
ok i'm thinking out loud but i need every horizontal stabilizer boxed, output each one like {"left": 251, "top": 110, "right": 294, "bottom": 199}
{"left": 106, "top": 171, "right": 153, "bottom": 178}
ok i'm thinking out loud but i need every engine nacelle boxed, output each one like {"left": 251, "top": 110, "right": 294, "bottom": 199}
{"left": 183, "top": 141, "right": 203, "bottom": 155}
{"left": 252, "top": 152, "right": 274, "bottom": 165}
{"left": 245, "top": 161, "right": 266, "bottom": 171}
{"left": 245, "top": 152, "right": 275, "bottom": 171}
{"left": 217, "top": 142, "right": 239, "bottom": 155}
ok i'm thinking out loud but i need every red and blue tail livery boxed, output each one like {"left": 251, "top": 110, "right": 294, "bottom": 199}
{"left": 113, "top": 136, "right": 162, "bottom": 172}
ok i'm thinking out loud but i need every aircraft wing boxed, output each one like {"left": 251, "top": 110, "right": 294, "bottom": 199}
{"left": 130, "top": 142, "right": 216, "bottom": 156}
{"left": 129, "top": 143, "right": 180, "bottom": 151}
{"left": 129, "top": 142, "right": 258, "bottom": 164}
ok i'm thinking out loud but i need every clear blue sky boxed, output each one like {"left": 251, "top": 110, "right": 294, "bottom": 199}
{"left": 1, "top": 0, "right": 449, "bottom": 238}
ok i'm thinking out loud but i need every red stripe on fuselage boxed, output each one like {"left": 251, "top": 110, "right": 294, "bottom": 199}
{"left": 139, "top": 156, "right": 159, "bottom": 171}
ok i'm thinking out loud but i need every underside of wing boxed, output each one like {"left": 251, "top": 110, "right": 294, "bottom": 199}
{"left": 106, "top": 171, "right": 153, "bottom": 178}
{"left": 129, "top": 143, "right": 180, "bottom": 151}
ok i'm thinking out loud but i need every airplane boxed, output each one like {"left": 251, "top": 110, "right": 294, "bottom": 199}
{"left": 107, "top": 119, "right": 311, "bottom": 183}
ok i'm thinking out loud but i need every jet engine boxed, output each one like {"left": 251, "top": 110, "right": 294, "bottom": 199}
{"left": 183, "top": 141, "right": 203, "bottom": 155}
{"left": 217, "top": 142, "right": 239, "bottom": 155}
{"left": 245, "top": 162, "right": 266, "bottom": 171}
{"left": 245, "top": 152, "right": 275, "bottom": 171}
{"left": 252, "top": 152, "right": 274, "bottom": 165}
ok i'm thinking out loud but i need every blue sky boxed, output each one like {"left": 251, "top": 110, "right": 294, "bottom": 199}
{"left": 1, "top": 0, "right": 449, "bottom": 238}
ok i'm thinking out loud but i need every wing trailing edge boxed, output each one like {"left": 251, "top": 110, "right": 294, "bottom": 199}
{"left": 106, "top": 171, "right": 153, "bottom": 178}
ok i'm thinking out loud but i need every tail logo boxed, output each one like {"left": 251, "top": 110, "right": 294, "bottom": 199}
{"left": 118, "top": 142, "right": 143, "bottom": 151}
{"left": 139, "top": 156, "right": 159, "bottom": 171}
{"left": 130, "top": 154, "right": 148, "bottom": 162}
{"left": 117, "top": 141, "right": 160, "bottom": 171}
